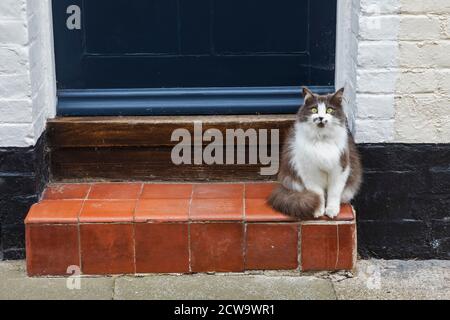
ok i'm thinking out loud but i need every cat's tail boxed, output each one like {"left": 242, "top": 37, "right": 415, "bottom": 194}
{"left": 267, "top": 185, "right": 320, "bottom": 219}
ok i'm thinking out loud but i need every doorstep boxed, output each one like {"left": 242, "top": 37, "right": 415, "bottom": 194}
{"left": 25, "top": 182, "right": 357, "bottom": 276}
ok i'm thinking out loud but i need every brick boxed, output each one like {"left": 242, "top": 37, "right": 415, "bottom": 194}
{"left": 437, "top": 70, "right": 450, "bottom": 95}
{"left": 356, "top": 94, "right": 395, "bottom": 120}
{"left": 0, "top": 74, "right": 31, "bottom": 100}
{"left": 400, "top": 0, "right": 450, "bottom": 14}
{"left": 357, "top": 70, "right": 397, "bottom": 93}
{"left": 446, "top": 18, "right": 450, "bottom": 38}
{"left": 0, "top": 0, "right": 26, "bottom": 20}
{"left": 0, "top": 20, "right": 29, "bottom": 45}
{"left": 359, "top": 16, "right": 400, "bottom": 40}
{"left": 360, "top": 0, "right": 400, "bottom": 14}
{"left": 358, "top": 220, "right": 432, "bottom": 259}
{"left": 397, "top": 70, "right": 440, "bottom": 93}
{"left": 0, "top": 46, "right": 29, "bottom": 75}
{"left": 400, "top": 41, "right": 450, "bottom": 68}
{"left": 399, "top": 16, "right": 441, "bottom": 41}
{"left": 358, "top": 41, "right": 398, "bottom": 68}
{"left": 394, "top": 95, "right": 450, "bottom": 143}
{"left": 0, "top": 99, "right": 32, "bottom": 123}
{"left": 355, "top": 119, "right": 395, "bottom": 143}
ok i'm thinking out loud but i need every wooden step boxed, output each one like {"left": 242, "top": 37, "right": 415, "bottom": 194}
{"left": 47, "top": 115, "right": 294, "bottom": 182}
{"left": 25, "top": 182, "right": 356, "bottom": 276}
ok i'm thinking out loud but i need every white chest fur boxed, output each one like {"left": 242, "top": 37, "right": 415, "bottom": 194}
{"left": 290, "top": 122, "right": 348, "bottom": 174}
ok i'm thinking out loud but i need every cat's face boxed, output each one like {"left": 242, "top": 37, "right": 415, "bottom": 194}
{"left": 297, "top": 87, "right": 346, "bottom": 129}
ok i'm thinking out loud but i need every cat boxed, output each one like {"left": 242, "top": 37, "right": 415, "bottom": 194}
{"left": 268, "top": 87, "right": 362, "bottom": 219}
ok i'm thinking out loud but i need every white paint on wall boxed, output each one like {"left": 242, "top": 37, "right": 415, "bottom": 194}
{"left": 0, "top": 0, "right": 56, "bottom": 147}
{"left": 335, "top": 0, "right": 360, "bottom": 134}
{"left": 351, "top": 0, "right": 450, "bottom": 143}
{"left": 394, "top": 0, "right": 450, "bottom": 143}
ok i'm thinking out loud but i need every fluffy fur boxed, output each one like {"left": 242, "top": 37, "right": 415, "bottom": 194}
{"left": 268, "top": 87, "right": 362, "bottom": 219}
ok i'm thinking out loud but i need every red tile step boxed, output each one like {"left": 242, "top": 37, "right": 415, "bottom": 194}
{"left": 25, "top": 183, "right": 356, "bottom": 276}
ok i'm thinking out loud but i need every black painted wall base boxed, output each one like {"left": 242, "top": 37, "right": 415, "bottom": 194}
{"left": 0, "top": 135, "right": 48, "bottom": 260}
{"left": 355, "top": 144, "right": 450, "bottom": 260}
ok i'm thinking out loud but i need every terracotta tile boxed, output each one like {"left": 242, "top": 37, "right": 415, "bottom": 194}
{"left": 43, "top": 184, "right": 91, "bottom": 200}
{"left": 190, "top": 198, "right": 243, "bottom": 221}
{"left": 141, "top": 184, "right": 193, "bottom": 199}
{"left": 80, "top": 200, "right": 135, "bottom": 223}
{"left": 336, "top": 224, "right": 356, "bottom": 270}
{"left": 193, "top": 184, "right": 244, "bottom": 199}
{"left": 317, "top": 204, "right": 355, "bottom": 222}
{"left": 245, "top": 198, "right": 296, "bottom": 222}
{"left": 190, "top": 223, "right": 244, "bottom": 272}
{"left": 135, "top": 199, "right": 189, "bottom": 222}
{"left": 80, "top": 224, "right": 134, "bottom": 275}
{"left": 338, "top": 204, "right": 355, "bottom": 221}
{"left": 135, "top": 223, "right": 189, "bottom": 273}
{"left": 26, "top": 224, "right": 79, "bottom": 276}
{"left": 246, "top": 224, "right": 298, "bottom": 270}
{"left": 245, "top": 183, "right": 277, "bottom": 199}
{"left": 301, "top": 225, "right": 337, "bottom": 271}
{"left": 88, "top": 183, "right": 142, "bottom": 200}
{"left": 25, "top": 200, "right": 83, "bottom": 224}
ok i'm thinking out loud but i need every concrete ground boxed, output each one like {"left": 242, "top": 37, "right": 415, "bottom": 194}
{"left": 0, "top": 260, "right": 448, "bottom": 300}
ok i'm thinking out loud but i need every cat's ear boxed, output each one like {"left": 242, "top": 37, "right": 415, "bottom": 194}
{"left": 302, "top": 87, "right": 315, "bottom": 104}
{"left": 330, "top": 87, "right": 345, "bottom": 106}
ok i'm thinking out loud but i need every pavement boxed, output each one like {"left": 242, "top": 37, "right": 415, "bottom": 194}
{"left": 0, "top": 260, "right": 448, "bottom": 300}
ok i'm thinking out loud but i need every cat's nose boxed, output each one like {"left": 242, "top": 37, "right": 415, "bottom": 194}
{"left": 318, "top": 117, "right": 324, "bottom": 122}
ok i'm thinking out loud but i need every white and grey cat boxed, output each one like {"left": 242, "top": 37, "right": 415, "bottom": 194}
{"left": 268, "top": 87, "right": 362, "bottom": 219}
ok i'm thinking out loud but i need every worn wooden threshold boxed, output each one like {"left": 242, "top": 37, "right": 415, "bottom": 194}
{"left": 47, "top": 115, "right": 294, "bottom": 182}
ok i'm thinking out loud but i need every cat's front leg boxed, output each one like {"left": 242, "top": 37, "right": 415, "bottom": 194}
{"left": 302, "top": 172, "right": 326, "bottom": 218}
{"left": 326, "top": 167, "right": 350, "bottom": 219}
{"left": 306, "top": 186, "right": 325, "bottom": 218}
{"left": 314, "top": 192, "right": 326, "bottom": 218}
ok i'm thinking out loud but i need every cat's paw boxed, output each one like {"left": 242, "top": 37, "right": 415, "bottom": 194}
{"left": 313, "top": 206, "right": 325, "bottom": 219}
{"left": 325, "top": 205, "right": 340, "bottom": 219}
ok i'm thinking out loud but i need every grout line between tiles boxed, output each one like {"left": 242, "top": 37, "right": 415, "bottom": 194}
{"left": 335, "top": 224, "right": 340, "bottom": 270}
{"left": 188, "top": 184, "right": 194, "bottom": 273}
{"left": 242, "top": 184, "right": 247, "bottom": 270}
{"left": 77, "top": 184, "right": 92, "bottom": 273}
{"left": 132, "top": 184, "right": 144, "bottom": 274}
{"left": 297, "top": 224, "right": 302, "bottom": 272}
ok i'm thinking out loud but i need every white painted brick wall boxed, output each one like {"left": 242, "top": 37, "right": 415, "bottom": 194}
{"left": 354, "top": 0, "right": 450, "bottom": 143}
{"left": 394, "top": 0, "right": 450, "bottom": 142}
{"left": 0, "top": 0, "right": 56, "bottom": 147}
{"left": 353, "top": 0, "right": 399, "bottom": 143}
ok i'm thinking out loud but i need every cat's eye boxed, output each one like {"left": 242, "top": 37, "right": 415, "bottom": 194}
{"left": 326, "top": 108, "right": 334, "bottom": 114}
{"left": 311, "top": 107, "right": 318, "bottom": 114}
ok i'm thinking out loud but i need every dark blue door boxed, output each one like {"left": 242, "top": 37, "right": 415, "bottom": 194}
{"left": 53, "top": 0, "right": 336, "bottom": 115}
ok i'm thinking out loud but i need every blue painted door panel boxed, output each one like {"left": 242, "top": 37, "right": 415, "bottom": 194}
{"left": 52, "top": 0, "right": 337, "bottom": 115}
